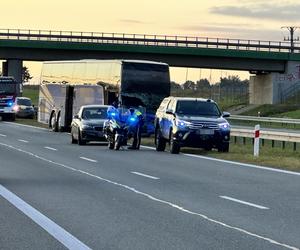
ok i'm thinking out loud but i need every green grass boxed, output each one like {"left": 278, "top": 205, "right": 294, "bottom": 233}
{"left": 241, "top": 104, "right": 300, "bottom": 117}
{"left": 141, "top": 137, "right": 300, "bottom": 172}
{"left": 22, "top": 85, "right": 39, "bottom": 106}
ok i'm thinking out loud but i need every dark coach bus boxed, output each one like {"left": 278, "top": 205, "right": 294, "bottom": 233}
{"left": 38, "top": 60, "right": 170, "bottom": 133}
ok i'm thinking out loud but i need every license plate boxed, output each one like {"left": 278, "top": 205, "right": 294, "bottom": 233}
{"left": 197, "top": 129, "right": 214, "bottom": 135}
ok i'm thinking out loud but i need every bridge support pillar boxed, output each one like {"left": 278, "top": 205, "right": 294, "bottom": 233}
{"left": 2, "top": 59, "right": 23, "bottom": 82}
{"left": 249, "top": 61, "right": 300, "bottom": 104}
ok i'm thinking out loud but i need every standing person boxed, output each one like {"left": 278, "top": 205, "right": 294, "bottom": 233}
{"left": 127, "top": 108, "right": 143, "bottom": 150}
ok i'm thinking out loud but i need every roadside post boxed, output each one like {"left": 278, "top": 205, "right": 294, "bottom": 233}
{"left": 254, "top": 124, "right": 260, "bottom": 157}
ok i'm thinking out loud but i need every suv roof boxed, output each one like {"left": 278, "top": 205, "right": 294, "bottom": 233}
{"left": 167, "top": 96, "right": 216, "bottom": 103}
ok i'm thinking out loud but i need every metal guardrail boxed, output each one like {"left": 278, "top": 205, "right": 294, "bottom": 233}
{"left": 229, "top": 115, "right": 300, "bottom": 125}
{"left": 0, "top": 28, "right": 299, "bottom": 53}
{"left": 231, "top": 127, "right": 300, "bottom": 143}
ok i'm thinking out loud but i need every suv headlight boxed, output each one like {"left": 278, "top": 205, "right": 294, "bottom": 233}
{"left": 218, "top": 122, "right": 230, "bottom": 130}
{"left": 175, "top": 119, "right": 190, "bottom": 128}
{"left": 81, "top": 124, "right": 93, "bottom": 130}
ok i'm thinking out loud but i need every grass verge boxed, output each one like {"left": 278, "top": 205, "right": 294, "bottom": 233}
{"left": 141, "top": 137, "right": 300, "bottom": 172}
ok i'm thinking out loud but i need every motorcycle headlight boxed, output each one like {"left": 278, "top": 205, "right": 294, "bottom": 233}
{"left": 218, "top": 122, "right": 230, "bottom": 130}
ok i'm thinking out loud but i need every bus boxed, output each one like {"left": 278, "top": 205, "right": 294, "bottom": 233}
{"left": 38, "top": 60, "right": 171, "bottom": 133}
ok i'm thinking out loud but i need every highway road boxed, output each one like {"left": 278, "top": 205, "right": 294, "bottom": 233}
{"left": 0, "top": 121, "right": 299, "bottom": 250}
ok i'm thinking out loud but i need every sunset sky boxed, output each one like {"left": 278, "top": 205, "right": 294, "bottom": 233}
{"left": 1, "top": 0, "right": 300, "bottom": 83}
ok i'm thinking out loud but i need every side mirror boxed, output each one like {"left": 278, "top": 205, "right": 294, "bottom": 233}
{"left": 166, "top": 109, "right": 174, "bottom": 115}
{"left": 74, "top": 114, "right": 80, "bottom": 119}
{"left": 222, "top": 112, "right": 230, "bottom": 118}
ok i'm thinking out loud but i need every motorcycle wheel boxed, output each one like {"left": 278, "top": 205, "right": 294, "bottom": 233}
{"left": 114, "top": 138, "right": 121, "bottom": 150}
{"left": 108, "top": 140, "right": 114, "bottom": 150}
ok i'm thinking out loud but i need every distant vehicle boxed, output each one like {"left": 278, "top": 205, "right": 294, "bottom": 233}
{"left": 154, "top": 97, "right": 231, "bottom": 154}
{"left": 14, "top": 97, "right": 35, "bottom": 119}
{"left": 70, "top": 105, "right": 109, "bottom": 145}
{"left": 0, "top": 77, "right": 19, "bottom": 121}
{"left": 38, "top": 60, "right": 170, "bottom": 134}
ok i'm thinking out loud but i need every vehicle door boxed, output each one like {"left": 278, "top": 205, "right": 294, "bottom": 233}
{"left": 162, "top": 99, "right": 176, "bottom": 138}
{"left": 71, "top": 110, "right": 82, "bottom": 139}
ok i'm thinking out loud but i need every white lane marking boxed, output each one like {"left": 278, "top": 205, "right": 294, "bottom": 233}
{"left": 220, "top": 196, "right": 269, "bottom": 210}
{"left": 0, "top": 184, "right": 91, "bottom": 250}
{"left": 141, "top": 146, "right": 300, "bottom": 177}
{"left": 79, "top": 157, "right": 97, "bottom": 163}
{"left": 131, "top": 171, "right": 160, "bottom": 180}
{"left": 18, "top": 139, "right": 29, "bottom": 143}
{"left": 44, "top": 146, "right": 57, "bottom": 151}
{"left": 0, "top": 133, "right": 7, "bottom": 137}
{"left": 2, "top": 121, "right": 299, "bottom": 177}
{"left": 0, "top": 141, "right": 297, "bottom": 250}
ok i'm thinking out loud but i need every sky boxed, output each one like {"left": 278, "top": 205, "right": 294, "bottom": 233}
{"left": 1, "top": 0, "right": 300, "bottom": 84}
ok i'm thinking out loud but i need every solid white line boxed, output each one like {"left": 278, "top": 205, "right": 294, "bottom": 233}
{"left": 2, "top": 121, "right": 299, "bottom": 177}
{"left": 0, "top": 133, "right": 7, "bottom": 137}
{"left": 140, "top": 146, "right": 300, "bottom": 177}
{"left": 131, "top": 171, "right": 160, "bottom": 180}
{"left": 0, "top": 184, "right": 91, "bottom": 250}
{"left": 220, "top": 196, "right": 269, "bottom": 210}
{"left": 44, "top": 146, "right": 57, "bottom": 151}
{"left": 79, "top": 157, "right": 97, "bottom": 163}
{"left": 18, "top": 139, "right": 29, "bottom": 143}
{"left": 0, "top": 141, "right": 297, "bottom": 250}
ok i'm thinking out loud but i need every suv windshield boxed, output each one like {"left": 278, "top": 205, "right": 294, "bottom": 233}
{"left": 17, "top": 99, "right": 32, "bottom": 106}
{"left": 176, "top": 101, "right": 221, "bottom": 117}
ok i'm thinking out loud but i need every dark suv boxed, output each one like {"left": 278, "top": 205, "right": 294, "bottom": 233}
{"left": 154, "top": 97, "right": 230, "bottom": 154}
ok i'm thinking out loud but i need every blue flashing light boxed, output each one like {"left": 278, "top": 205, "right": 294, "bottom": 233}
{"left": 7, "top": 101, "right": 14, "bottom": 107}
{"left": 129, "top": 117, "right": 136, "bottom": 122}
{"left": 111, "top": 112, "right": 116, "bottom": 117}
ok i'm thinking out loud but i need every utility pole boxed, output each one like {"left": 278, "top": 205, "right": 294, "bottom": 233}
{"left": 281, "top": 26, "right": 300, "bottom": 53}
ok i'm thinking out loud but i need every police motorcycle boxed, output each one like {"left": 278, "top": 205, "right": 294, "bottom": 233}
{"left": 104, "top": 105, "right": 143, "bottom": 150}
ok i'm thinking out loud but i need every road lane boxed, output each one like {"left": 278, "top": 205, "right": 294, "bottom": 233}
{"left": 0, "top": 121, "right": 300, "bottom": 249}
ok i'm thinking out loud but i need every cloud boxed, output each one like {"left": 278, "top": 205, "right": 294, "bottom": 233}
{"left": 210, "top": 3, "right": 300, "bottom": 21}
{"left": 119, "top": 19, "right": 147, "bottom": 24}
{"left": 177, "top": 23, "right": 283, "bottom": 41}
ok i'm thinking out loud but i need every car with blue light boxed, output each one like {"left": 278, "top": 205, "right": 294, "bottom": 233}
{"left": 70, "top": 105, "right": 110, "bottom": 145}
{"left": 14, "top": 97, "right": 35, "bottom": 119}
{"left": 154, "top": 97, "right": 230, "bottom": 154}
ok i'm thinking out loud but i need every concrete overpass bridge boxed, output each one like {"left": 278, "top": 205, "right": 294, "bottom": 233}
{"left": 1, "top": 28, "right": 300, "bottom": 104}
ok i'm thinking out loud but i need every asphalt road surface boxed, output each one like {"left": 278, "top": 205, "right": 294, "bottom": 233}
{"left": 0, "top": 121, "right": 299, "bottom": 250}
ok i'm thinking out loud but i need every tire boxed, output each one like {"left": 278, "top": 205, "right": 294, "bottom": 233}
{"left": 57, "top": 113, "right": 63, "bottom": 132}
{"left": 10, "top": 114, "right": 16, "bottom": 121}
{"left": 108, "top": 140, "right": 114, "bottom": 150}
{"left": 114, "top": 135, "right": 121, "bottom": 150}
{"left": 71, "top": 132, "right": 77, "bottom": 144}
{"left": 169, "top": 130, "right": 180, "bottom": 154}
{"left": 218, "top": 142, "right": 229, "bottom": 152}
{"left": 50, "top": 112, "right": 58, "bottom": 132}
{"left": 78, "top": 130, "right": 86, "bottom": 145}
{"left": 155, "top": 127, "right": 166, "bottom": 151}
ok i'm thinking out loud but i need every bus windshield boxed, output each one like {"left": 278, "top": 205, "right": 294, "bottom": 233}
{"left": 121, "top": 62, "right": 170, "bottom": 111}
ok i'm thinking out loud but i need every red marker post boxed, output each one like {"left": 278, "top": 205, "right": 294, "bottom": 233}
{"left": 254, "top": 124, "right": 260, "bottom": 157}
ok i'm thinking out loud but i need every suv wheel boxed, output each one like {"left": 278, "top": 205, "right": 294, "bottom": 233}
{"left": 169, "top": 130, "right": 180, "bottom": 154}
{"left": 218, "top": 142, "right": 229, "bottom": 152}
{"left": 155, "top": 127, "right": 166, "bottom": 151}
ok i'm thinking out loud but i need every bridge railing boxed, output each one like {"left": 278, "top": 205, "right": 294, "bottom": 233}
{"left": 0, "top": 28, "right": 299, "bottom": 53}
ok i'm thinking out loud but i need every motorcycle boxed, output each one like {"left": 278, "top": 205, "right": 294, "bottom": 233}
{"left": 104, "top": 107, "right": 142, "bottom": 150}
